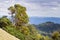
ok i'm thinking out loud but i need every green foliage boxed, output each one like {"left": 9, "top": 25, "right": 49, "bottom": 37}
{"left": 20, "top": 26, "right": 30, "bottom": 35}
{"left": 27, "top": 24, "right": 38, "bottom": 35}
{"left": 8, "top": 6, "right": 15, "bottom": 14}
{"left": 8, "top": 4, "right": 29, "bottom": 26}
{"left": 44, "top": 36, "right": 52, "bottom": 40}
{"left": 0, "top": 16, "right": 12, "bottom": 28}
{"left": 52, "top": 31, "right": 60, "bottom": 40}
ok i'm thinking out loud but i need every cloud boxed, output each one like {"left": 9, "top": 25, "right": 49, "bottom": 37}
{"left": 0, "top": 0, "right": 60, "bottom": 17}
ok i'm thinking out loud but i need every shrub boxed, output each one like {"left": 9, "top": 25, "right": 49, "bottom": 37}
{"left": 0, "top": 16, "right": 12, "bottom": 28}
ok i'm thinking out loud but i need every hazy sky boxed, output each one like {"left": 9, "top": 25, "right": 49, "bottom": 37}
{"left": 0, "top": 0, "right": 60, "bottom": 17}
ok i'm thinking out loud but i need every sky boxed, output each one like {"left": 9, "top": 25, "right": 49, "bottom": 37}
{"left": 0, "top": 0, "right": 60, "bottom": 17}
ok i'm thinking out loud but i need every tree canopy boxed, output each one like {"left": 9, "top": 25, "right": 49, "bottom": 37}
{"left": 8, "top": 4, "right": 29, "bottom": 26}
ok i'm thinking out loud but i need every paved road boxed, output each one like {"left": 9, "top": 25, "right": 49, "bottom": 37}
{"left": 0, "top": 28, "right": 20, "bottom": 40}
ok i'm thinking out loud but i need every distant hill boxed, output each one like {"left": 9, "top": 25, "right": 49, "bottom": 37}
{"left": 34, "top": 22, "right": 60, "bottom": 33}
{"left": 29, "top": 17, "right": 60, "bottom": 24}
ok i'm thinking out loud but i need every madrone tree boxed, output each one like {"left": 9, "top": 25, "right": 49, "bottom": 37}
{"left": 8, "top": 4, "right": 29, "bottom": 26}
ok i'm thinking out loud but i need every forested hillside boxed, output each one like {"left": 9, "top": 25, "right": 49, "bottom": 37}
{"left": 34, "top": 22, "right": 60, "bottom": 33}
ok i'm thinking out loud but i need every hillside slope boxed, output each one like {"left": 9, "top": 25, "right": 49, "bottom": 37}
{"left": 34, "top": 22, "right": 60, "bottom": 33}
{"left": 0, "top": 28, "right": 19, "bottom": 40}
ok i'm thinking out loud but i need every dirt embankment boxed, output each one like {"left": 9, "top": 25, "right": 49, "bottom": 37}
{"left": 0, "top": 28, "right": 20, "bottom": 40}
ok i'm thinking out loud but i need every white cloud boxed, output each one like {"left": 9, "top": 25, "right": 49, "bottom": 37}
{"left": 0, "top": 0, "right": 60, "bottom": 17}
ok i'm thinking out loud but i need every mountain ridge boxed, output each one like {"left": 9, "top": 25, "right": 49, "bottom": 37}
{"left": 34, "top": 22, "right": 60, "bottom": 33}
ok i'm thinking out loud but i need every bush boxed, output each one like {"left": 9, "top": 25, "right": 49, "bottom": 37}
{"left": 0, "top": 16, "right": 12, "bottom": 28}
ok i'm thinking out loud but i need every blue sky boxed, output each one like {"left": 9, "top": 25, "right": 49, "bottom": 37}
{"left": 0, "top": 0, "right": 60, "bottom": 17}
